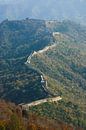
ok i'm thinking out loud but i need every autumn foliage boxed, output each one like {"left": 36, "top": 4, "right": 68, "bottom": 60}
{"left": 0, "top": 100, "right": 84, "bottom": 130}
{"left": 27, "top": 113, "right": 83, "bottom": 130}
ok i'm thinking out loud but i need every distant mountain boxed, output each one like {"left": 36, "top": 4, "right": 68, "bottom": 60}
{"left": 0, "top": 0, "right": 86, "bottom": 25}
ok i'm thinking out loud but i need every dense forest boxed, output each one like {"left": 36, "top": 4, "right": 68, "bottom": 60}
{"left": 0, "top": 19, "right": 86, "bottom": 129}
{"left": 26, "top": 20, "right": 86, "bottom": 129}
{"left": 0, "top": 19, "right": 53, "bottom": 103}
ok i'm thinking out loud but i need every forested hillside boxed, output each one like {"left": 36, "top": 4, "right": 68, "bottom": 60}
{"left": 0, "top": 100, "right": 84, "bottom": 130}
{"left": 0, "top": 19, "right": 52, "bottom": 58}
{"left": 0, "top": 19, "right": 86, "bottom": 129}
{"left": 0, "top": 19, "right": 52, "bottom": 103}
{"left": 28, "top": 27, "right": 86, "bottom": 129}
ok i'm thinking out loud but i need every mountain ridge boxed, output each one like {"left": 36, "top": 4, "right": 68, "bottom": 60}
{"left": 0, "top": 0, "right": 86, "bottom": 25}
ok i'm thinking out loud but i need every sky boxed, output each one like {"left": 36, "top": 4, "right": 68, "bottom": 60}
{"left": 0, "top": 0, "right": 86, "bottom": 24}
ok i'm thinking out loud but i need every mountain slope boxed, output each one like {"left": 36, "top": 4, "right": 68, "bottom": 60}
{"left": 46, "top": 20, "right": 86, "bottom": 43}
{"left": 0, "top": 19, "right": 86, "bottom": 128}
{"left": 0, "top": 19, "right": 86, "bottom": 105}
{"left": 0, "top": 19, "right": 53, "bottom": 103}
{"left": 0, "top": 100, "right": 83, "bottom": 130}
{"left": 29, "top": 36, "right": 86, "bottom": 105}
{"left": 28, "top": 33, "right": 86, "bottom": 128}
{"left": 0, "top": 19, "right": 52, "bottom": 58}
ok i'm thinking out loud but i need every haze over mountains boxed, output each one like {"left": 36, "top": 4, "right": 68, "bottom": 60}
{"left": 0, "top": 0, "right": 86, "bottom": 25}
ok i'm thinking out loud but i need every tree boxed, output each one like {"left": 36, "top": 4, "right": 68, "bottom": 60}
{"left": 6, "top": 114, "right": 20, "bottom": 130}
